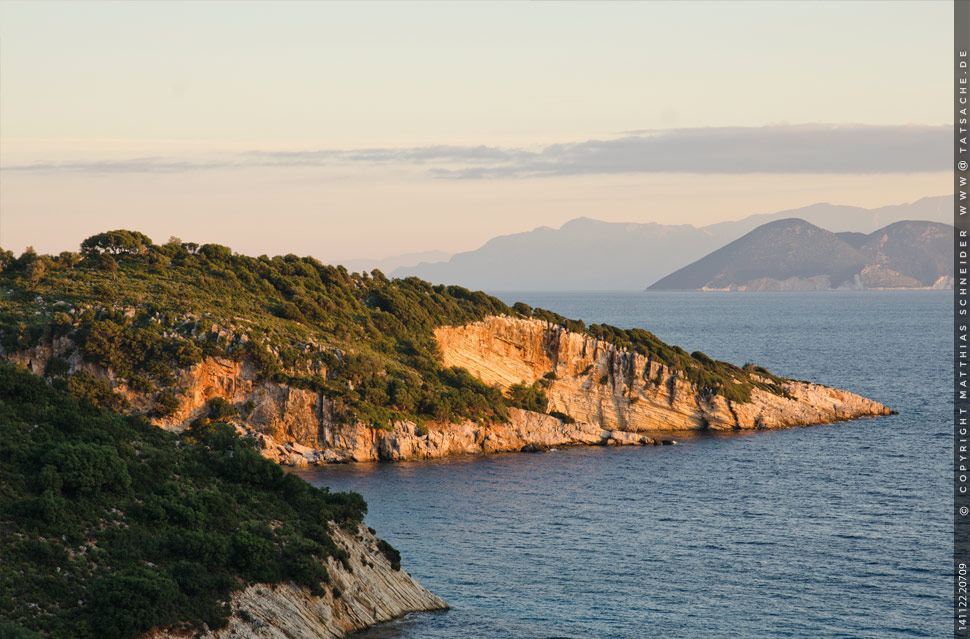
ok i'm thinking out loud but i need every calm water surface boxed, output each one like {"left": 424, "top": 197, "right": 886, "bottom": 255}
{"left": 295, "top": 291, "right": 949, "bottom": 639}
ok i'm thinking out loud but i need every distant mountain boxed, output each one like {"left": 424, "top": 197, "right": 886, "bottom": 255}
{"left": 391, "top": 195, "right": 951, "bottom": 291}
{"left": 395, "top": 218, "right": 719, "bottom": 291}
{"left": 646, "top": 219, "right": 951, "bottom": 291}
{"left": 338, "top": 250, "right": 452, "bottom": 275}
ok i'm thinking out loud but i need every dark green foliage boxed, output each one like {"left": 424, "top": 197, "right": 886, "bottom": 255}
{"left": 44, "top": 442, "right": 132, "bottom": 496}
{"left": 376, "top": 539, "right": 401, "bottom": 571}
{"left": 1, "top": 228, "right": 788, "bottom": 443}
{"left": 75, "top": 313, "right": 202, "bottom": 390}
{"left": 511, "top": 302, "right": 532, "bottom": 317}
{"left": 208, "top": 397, "right": 236, "bottom": 421}
{"left": 548, "top": 410, "right": 575, "bottom": 424}
{"left": 198, "top": 244, "right": 232, "bottom": 263}
{"left": 65, "top": 371, "right": 130, "bottom": 412}
{"left": 152, "top": 390, "right": 181, "bottom": 418}
{"left": 1, "top": 232, "right": 524, "bottom": 424}
{"left": 84, "top": 568, "right": 181, "bottom": 639}
{"left": 80, "top": 230, "right": 153, "bottom": 257}
{"left": 44, "top": 356, "right": 70, "bottom": 378}
{"left": 531, "top": 307, "right": 585, "bottom": 333}
{"left": 507, "top": 381, "right": 547, "bottom": 412}
{"left": 0, "top": 621, "right": 43, "bottom": 639}
{"left": 0, "top": 365, "right": 367, "bottom": 638}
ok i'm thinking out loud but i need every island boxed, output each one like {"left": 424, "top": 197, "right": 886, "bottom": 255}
{"left": 646, "top": 218, "right": 950, "bottom": 291}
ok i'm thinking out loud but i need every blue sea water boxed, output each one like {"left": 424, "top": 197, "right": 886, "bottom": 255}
{"left": 294, "top": 291, "right": 949, "bottom": 639}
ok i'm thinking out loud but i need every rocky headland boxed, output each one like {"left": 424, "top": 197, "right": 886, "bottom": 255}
{"left": 142, "top": 524, "right": 447, "bottom": 639}
{"left": 8, "top": 316, "right": 892, "bottom": 467}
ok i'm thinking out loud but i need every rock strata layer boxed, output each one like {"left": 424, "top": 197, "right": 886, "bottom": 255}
{"left": 7, "top": 316, "right": 891, "bottom": 466}
{"left": 435, "top": 317, "right": 892, "bottom": 432}
{"left": 142, "top": 524, "right": 448, "bottom": 639}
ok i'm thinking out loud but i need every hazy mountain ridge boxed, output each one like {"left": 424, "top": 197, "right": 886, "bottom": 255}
{"left": 390, "top": 196, "right": 951, "bottom": 290}
{"left": 338, "top": 250, "right": 452, "bottom": 275}
{"left": 646, "top": 218, "right": 952, "bottom": 291}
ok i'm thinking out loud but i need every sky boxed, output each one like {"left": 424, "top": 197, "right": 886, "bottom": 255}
{"left": 0, "top": 0, "right": 953, "bottom": 261}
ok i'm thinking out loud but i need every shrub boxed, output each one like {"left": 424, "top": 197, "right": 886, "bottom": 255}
{"left": 208, "top": 397, "right": 236, "bottom": 421}
{"left": 152, "top": 390, "right": 181, "bottom": 418}
{"left": 376, "top": 538, "right": 401, "bottom": 571}
{"left": 512, "top": 302, "right": 532, "bottom": 317}
{"left": 66, "top": 371, "right": 130, "bottom": 411}
{"left": 507, "top": 381, "right": 547, "bottom": 412}
{"left": 44, "top": 356, "right": 70, "bottom": 378}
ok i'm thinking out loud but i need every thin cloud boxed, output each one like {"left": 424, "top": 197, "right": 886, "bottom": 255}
{"left": 0, "top": 157, "right": 236, "bottom": 173}
{"left": 1, "top": 124, "right": 949, "bottom": 177}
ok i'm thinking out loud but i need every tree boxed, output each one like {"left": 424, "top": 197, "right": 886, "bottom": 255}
{"left": 58, "top": 251, "right": 83, "bottom": 269}
{"left": 25, "top": 259, "right": 46, "bottom": 285}
{"left": 0, "top": 249, "right": 17, "bottom": 272}
{"left": 80, "top": 230, "right": 153, "bottom": 257}
{"left": 198, "top": 244, "right": 232, "bottom": 263}
{"left": 96, "top": 254, "right": 119, "bottom": 279}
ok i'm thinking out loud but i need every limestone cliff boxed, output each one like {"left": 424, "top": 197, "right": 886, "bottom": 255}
{"left": 434, "top": 316, "right": 892, "bottom": 431}
{"left": 142, "top": 524, "right": 447, "bottom": 639}
{"left": 7, "top": 316, "right": 891, "bottom": 466}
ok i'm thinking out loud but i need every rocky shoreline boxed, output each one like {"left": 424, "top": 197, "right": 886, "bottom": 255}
{"left": 5, "top": 315, "right": 893, "bottom": 638}
{"left": 8, "top": 316, "right": 893, "bottom": 467}
{"left": 141, "top": 524, "right": 448, "bottom": 639}
{"left": 246, "top": 407, "right": 681, "bottom": 467}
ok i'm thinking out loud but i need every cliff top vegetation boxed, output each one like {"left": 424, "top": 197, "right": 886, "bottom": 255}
{"left": 0, "top": 230, "right": 788, "bottom": 428}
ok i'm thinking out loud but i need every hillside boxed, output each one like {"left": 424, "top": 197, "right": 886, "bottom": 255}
{"left": 0, "top": 230, "right": 895, "bottom": 637}
{"left": 647, "top": 219, "right": 951, "bottom": 291}
{"left": 0, "top": 365, "right": 445, "bottom": 639}
{"left": 0, "top": 230, "right": 891, "bottom": 467}
{"left": 390, "top": 196, "right": 951, "bottom": 290}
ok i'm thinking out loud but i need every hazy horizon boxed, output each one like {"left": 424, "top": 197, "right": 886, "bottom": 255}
{"left": 0, "top": 1, "right": 952, "bottom": 260}
{"left": 0, "top": 193, "right": 953, "bottom": 267}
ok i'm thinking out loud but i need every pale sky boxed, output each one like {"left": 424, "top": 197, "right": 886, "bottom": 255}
{"left": 0, "top": 0, "right": 953, "bottom": 260}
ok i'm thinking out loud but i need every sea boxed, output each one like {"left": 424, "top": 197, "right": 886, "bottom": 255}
{"left": 294, "top": 291, "right": 949, "bottom": 639}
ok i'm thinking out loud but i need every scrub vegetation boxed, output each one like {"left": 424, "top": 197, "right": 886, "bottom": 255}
{"left": 0, "top": 231, "right": 793, "bottom": 638}
{"left": 0, "top": 230, "right": 789, "bottom": 422}
{"left": 0, "top": 364, "right": 366, "bottom": 638}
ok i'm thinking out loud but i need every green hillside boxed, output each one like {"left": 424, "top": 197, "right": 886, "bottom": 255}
{"left": 0, "top": 364, "right": 367, "bottom": 639}
{"left": 0, "top": 231, "right": 798, "bottom": 638}
{"left": 0, "top": 230, "right": 787, "bottom": 425}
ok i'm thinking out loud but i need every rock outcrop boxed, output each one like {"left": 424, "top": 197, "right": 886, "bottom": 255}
{"left": 6, "top": 316, "right": 892, "bottom": 466}
{"left": 142, "top": 524, "right": 448, "bottom": 639}
{"left": 434, "top": 316, "right": 892, "bottom": 431}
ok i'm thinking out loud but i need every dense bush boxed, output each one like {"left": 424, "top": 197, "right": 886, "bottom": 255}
{"left": 0, "top": 229, "right": 788, "bottom": 444}
{"left": 507, "top": 381, "right": 547, "bottom": 412}
{"left": 548, "top": 410, "right": 575, "bottom": 424}
{"left": 207, "top": 397, "right": 236, "bottom": 421}
{"left": 376, "top": 539, "right": 401, "bottom": 571}
{"left": 0, "top": 365, "right": 366, "bottom": 638}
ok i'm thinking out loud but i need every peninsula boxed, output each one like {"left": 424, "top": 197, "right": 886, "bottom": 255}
{"left": 0, "top": 231, "right": 892, "bottom": 638}
{"left": 2, "top": 231, "right": 892, "bottom": 468}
